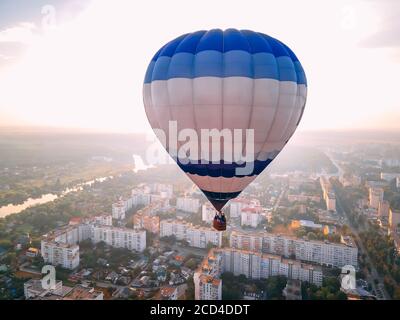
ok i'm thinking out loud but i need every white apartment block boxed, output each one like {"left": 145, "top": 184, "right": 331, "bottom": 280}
{"left": 91, "top": 214, "right": 113, "bottom": 226}
{"left": 220, "top": 249, "right": 322, "bottom": 286}
{"left": 194, "top": 251, "right": 223, "bottom": 300}
{"left": 378, "top": 200, "right": 390, "bottom": 218}
{"left": 381, "top": 172, "right": 400, "bottom": 182}
{"left": 112, "top": 201, "right": 126, "bottom": 220}
{"left": 230, "top": 231, "right": 358, "bottom": 269}
{"left": 41, "top": 240, "right": 80, "bottom": 270}
{"left": 320, "top": 176, "right": 336, "bottom": 212}
{"left": 24, "top": 279, "right": 63, "bottom": 299}
{"left": 145, "top": 183, "right": 174, "bottom": 198}
{"left": 131, "top": 192, "right": 152, "bottom": 207}
{"left": 202, "top": 203, "right": 217, "bottom": 223}
{"left": 40, "top": 213, "right": 146, "bottom": 270}
{"left": 325, "top": 193, "right": 336, "bottom": 212}
{"left": 241, "top": 207, "right": 263, "bottom": 228}
{"left": 160, "top": 219, "right": 222, "bottom": 248}
{"left": 229, "top": 198, "right": 260, "bottom": 218}
{"left": 176, "top": 197, "right": 200, "bottom": 213}
{"left": 389, "top": 208, "right": 400, "bottom": 236}
{"left": 369, "top": 187, "right": 384, "bottom": 209}
{"left": 92, "top": 226, "right": 146, "bottom": 252}
{"left": 194, "top": 248, "right": 322, "bottom": 300}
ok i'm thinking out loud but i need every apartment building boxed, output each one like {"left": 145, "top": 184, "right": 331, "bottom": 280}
{"left": 241, "top": 207, "right": 263, "bottom": 228}
{"left": 230, "top": 231, "right": 358, "bottom": 269}
{"left": 133, "top": 212, "right": 160, "bottom": 234}
{"left": 160, "top": 219, "right": 222, "bottom": 248}
{"left": 369, "top": 187, "right": 384, "bottom": 209}
{"left": 92, "top": 225, "right": 146, "bottom": 252}
{"left": 176, "top": 197, "right": 200, "bottom": 213}
{"left": 41, "top": 240, "right": 80, "bottom": 270}
{"left": 194, "top": 248, "right": 322, "bottom": 300}
{"left": 320, "top": 176, "right": 336, "bottom": 211}
{"left": 202, "top": 203, "right": 217, "bottom": 223}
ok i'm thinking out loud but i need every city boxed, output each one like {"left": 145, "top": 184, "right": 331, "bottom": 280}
{"left": 1, "top": 131, "right": 399, "bottom": 300}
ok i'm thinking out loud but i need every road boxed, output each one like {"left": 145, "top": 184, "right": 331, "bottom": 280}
{"left": 325, "top": 151, "right": 391, "bottom": 300}
{"left": 336, "top": 196, "right": 390, "bottom": 299}
{"left": 273, "top": 186, "right": 286, "bottom": 212}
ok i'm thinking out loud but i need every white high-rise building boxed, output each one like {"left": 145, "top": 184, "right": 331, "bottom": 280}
{"left": 41, "top": 240, "right": 80, "bottom": 270}
{"left": 389, "top": 208, "right": 400, "bottom": 236}
{"left": 91, "top": 214, "right": 112, "bottom": 226}
{"left": 230, "top": 231, "right": 358, "bottom": 269}
{"left": 378, "top": 200, "right": 390, "bottom": 218}
{"left": 92, "top": 226, "right": 146, "bottom": 252}
{"left": 176, "top": 197, "right": 200, "bottom": 213}
{"left": 194, "top": 252, "right": 222, "bottom": 300}
{"left": 160, "top": 219, "right": 222, "bottom": 248}
{"left": 131, "top": 191, "right": 152, "bottom": 207}
{"left": 194, "top": 248, "right": 323, "bottom": 300}
{"left": 320, "top": 176, "right": 336, "bottom": 212}
{"left": 24, "top": 279, "right": 64, "bottom": 299}
{"left": 202, "top": 203, "right": 217, "bottom": 223}
{"left": 381, "top": 172, "right": 400, "bottom": 182}
{"left": 112, "top": 200, "right": 126, "bottom": 220}
{"left": 369, "top": 187, "right": 384, "bottom": 209}
{"left": 241, "top": 207, "right": 263, "bottom": 228}
{"left": 230, "top": 198, "right": 260, "bottom": 218}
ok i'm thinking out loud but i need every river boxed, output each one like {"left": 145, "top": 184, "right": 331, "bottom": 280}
{"left": 0, "top": 176, "right": 112, "bottom": 218}
{"left": 0, "top": 155, "right": 155, "bottom": 218}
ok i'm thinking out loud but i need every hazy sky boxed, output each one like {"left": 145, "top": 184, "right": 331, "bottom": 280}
{"left": 0, "top": 0, "right": 399, "bottom": 133}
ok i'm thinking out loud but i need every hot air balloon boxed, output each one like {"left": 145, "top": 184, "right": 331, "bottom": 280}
{"left": 143, "top": 29, "right": 307, "bottom": 231}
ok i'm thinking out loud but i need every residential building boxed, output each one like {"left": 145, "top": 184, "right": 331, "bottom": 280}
{"left": 160, "top": 219, "right": 222, "bottom": 248}
{"left": 291, "top": 220, "right": 323, "bottom": 231}
{"left": 380, "top": 172, "right": 400, "bottom": 182}
{"left": 24, "top": 279, "right": 64, "bottom": 299}
{"left": 92, "top": 226, "right": 146, "bottom": 252}
{"left": 241, "top": 207, "right": 263, "bottom": 228}
{"left": 176, "top": 197, "right": 200, "bottom": 213}
{"left": 378, "top": 200, "right": 390, "bottom": 218}
{"left": 287, "top": 194, "right": 321, "bottom": 203}
{"left": 63, "top": 285, "right": 103, "bottom": 300}
{"left": 202, "top": 203, "right": 217, "bottom": 223}
{"left": 112, "top": 200, "right": 126, "bottom": 220}
{"left": 194, "top": 248, "right": 322, "bottom": 300}
{"left": 389, "top": 208, "right": 400, "bottom": 236}
{"left": 229, "top": 198, "right": 260, "bottom": 218}
{"left": 320, "top": 176, "right": 336, "bottom": 211}
{"left": 40, "top": 240, "right": 80, "bottom": 270}
{"left": 230, "top": 231, "right": 358, "bottom": 269}
{"left": 369, "top": 187, "right": 384, "bottom": 209}
{"left": 133, "top": 212, "right": 160, "bottom": 234}
{"left": 159, "top": 286, "right": 179, "bottom": 300}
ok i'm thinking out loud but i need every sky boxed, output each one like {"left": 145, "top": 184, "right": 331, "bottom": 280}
{"left": 0, "top": 0, "right": 399, "bottom": 133}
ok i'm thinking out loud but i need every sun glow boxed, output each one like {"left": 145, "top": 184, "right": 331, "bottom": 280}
{"left": 0, "top": 0, "right": 399, "bottom": 132}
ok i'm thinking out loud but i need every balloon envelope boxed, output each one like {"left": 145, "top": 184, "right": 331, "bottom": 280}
{"left": 143, "top": 29, "right": 307, "bottom": 211}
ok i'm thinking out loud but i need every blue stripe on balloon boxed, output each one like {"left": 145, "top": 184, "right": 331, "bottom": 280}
{"left": 224, "top": 50, "right": 253, "bottom": 77}
{"left": 174, "top": 159, "right": 273, "bottom": 178}
{"left": 144, "top": 60, "right": 155, "bottom": 84}
{"left": 194, "top": 50, "right": 223, "bottom": 77}
{"left": 144, "top": 29, "right": 307, "bottom": 85}
{"left": 253, "top": 52, "right": 279, "bottom": 79}
{"left": 146, "top": 50, "right": 302, "bottom": 83}
{"left": 200, "top": 189, "right": 241, "bottom": 201}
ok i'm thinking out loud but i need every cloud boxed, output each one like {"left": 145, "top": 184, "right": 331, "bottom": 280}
{"left": 0, "top": 22, "right": 38, "bottom": 44}
{"left": 359, "top": 0, "right": 400, "bottom": 48}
